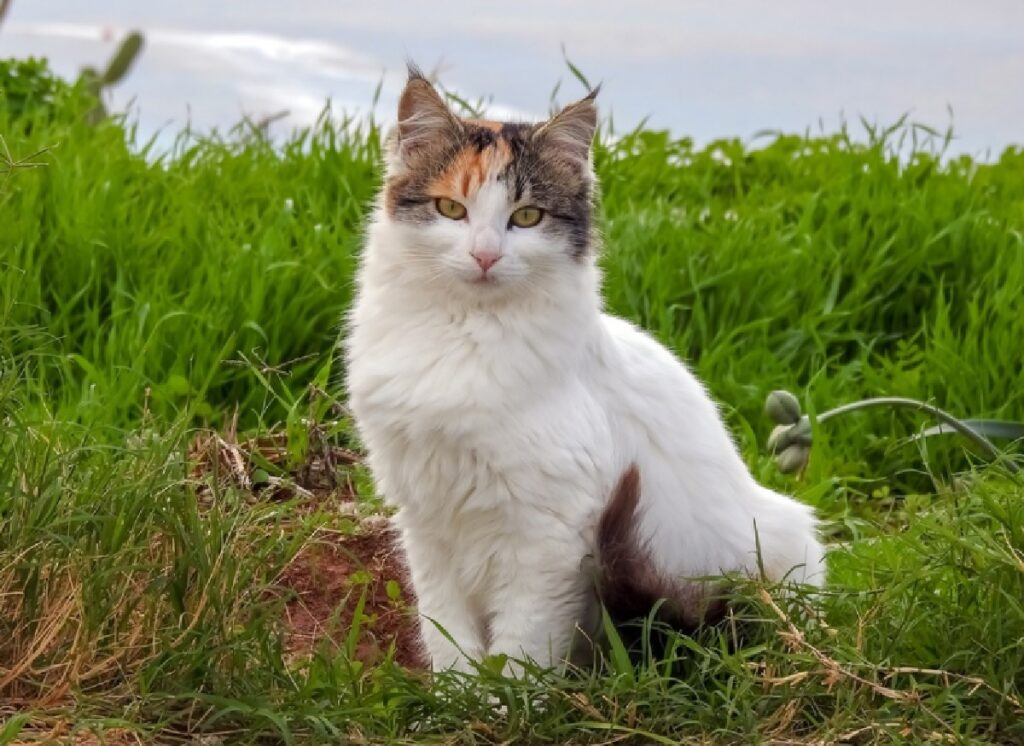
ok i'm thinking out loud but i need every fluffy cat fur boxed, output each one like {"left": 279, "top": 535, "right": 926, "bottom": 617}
{"left": 345, "top": 67, "right": 825, "bottom": 673}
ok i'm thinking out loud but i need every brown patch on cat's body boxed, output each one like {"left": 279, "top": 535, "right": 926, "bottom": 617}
{"left": 597, "top": 465, "right": 730, "bottom": 631}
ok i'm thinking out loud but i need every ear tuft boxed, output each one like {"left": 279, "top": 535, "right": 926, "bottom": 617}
{"left": 405, "top": 61, "right": 428, "bottom": 83}
{"left": 536, "top": 88, "right": 599, "bottom": 161}
{"left": 396, "top": 64, "right": 461, "bottom": 162}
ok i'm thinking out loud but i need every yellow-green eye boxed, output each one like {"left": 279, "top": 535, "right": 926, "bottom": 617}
{"left": 509, "top": 206, "right": 543, "bottom": 228}
{"left": 435, "top": 198, "right": 467, "bottom": 220}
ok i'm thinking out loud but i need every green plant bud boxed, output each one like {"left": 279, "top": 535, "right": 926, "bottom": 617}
{"left": 789, "top": 415, "right": 813, "bottom": 446}
{"left": 776, "top": 444, "right": 810, "bottom": 474}
{"left": 765, "top": 389, "right": 802, "bottom": 425}
{"left": 767, "top": 424, "right": 791, "bottom": 454}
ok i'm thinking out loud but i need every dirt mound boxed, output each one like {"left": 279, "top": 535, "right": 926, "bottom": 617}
{"left": 280, "top": 516, "right": 424, "bottom": 668}
{"left": 189, "top": 424, "right": 425, "bottom": 669}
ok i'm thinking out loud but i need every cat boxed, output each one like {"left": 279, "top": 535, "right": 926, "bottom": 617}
{"left": 344, "top": 66, "right": 825, "bottom": 673}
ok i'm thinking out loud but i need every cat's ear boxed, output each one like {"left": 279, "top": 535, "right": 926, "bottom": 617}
{"left": 395, "top": 64, "right": 462, "bottom": 163}
{"left": 535, "top": 87, "right": 599, "bottom": 162}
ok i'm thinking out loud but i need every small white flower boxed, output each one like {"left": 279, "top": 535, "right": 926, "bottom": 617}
{"left": 283, "top": 197, "right": 294, "bottom": 212}
{"left": 711, "top": 148, "right": 732, "bottom": 167}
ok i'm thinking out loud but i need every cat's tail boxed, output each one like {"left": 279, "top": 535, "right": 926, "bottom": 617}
{"left": 596, "top": 465, "right": 729, "bottom": 630}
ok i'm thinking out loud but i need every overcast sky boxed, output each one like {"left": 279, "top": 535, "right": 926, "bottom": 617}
{"left": 4, "top": 1, "right": 1023, "bottom": 157}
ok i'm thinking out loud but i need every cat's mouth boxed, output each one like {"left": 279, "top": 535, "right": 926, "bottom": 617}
{"left": 469, "top": 272, "right": 500, "bottom": 286}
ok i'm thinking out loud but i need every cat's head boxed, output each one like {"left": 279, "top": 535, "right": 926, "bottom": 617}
{"left": 376, "top": 66, "right": 598, "bottom": 301}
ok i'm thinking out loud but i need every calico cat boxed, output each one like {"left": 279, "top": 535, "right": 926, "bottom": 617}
{"left": 344, "top": 66, "right": 825, "bottom": 673}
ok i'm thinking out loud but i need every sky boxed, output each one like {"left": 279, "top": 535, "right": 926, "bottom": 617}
{"left": 4, "top": 1, "right": 1023, "bottom": 157}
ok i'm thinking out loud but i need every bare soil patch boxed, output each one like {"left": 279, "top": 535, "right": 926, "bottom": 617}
{"left": 189, "top": 424, "right": 425, "bottom": 669}
{"left": 279, "top": 516, "right": 424, "bottom": 668}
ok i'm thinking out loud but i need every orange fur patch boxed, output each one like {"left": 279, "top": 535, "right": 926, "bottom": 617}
{"left": 428, "top": 138, "right": 512, "bottom": 199}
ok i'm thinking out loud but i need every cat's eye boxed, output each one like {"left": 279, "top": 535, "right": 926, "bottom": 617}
{"left": 435, "top": 198, "right": 467, "bottom": 220}
{"left": 509, "top": 206, "right": 544, "bottom": 228}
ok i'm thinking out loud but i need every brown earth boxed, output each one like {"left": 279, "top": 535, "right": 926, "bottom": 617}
{"left": 189, "top": 423, "right": 426, "bottom": 670}
{"left": 278, "top": 516, "right": 425, "bottom": 668}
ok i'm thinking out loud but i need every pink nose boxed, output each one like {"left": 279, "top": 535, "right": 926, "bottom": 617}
{"left": 471, "top": 249, "right": 501, "bottom": 272}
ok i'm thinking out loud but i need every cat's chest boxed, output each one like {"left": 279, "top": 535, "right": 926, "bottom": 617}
{"left": 348, "top": 304, "right": 574, "bottom": 429}
{"left": 380, "top": 401, "right": 614, "bottom": 520}
{"left": 348, "top": 299, "right": 617, "bottom": 512}
{"left": 368, "top": 373, "right": 610, "bottom": 471}
{"left": 356, "top": 356, "right": 615, "bottom": 514}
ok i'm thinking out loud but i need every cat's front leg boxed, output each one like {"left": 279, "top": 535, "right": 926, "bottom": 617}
{"left": 485, "top": 545, "right": 591, "bottom": 674}
{"left": 401, "top": 528, "right": 486, "bottom": 673}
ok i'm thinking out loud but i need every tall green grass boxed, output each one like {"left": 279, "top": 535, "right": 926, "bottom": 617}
{"left": 1, "top": 59, "right": 1022, "bottom": 742}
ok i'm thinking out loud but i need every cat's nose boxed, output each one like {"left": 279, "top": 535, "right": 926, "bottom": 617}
{"left": 471, "top": 227, "right": 502, "bottom": 272}
{"left": 471, "top": 248, "right": 501, "bottom": 272}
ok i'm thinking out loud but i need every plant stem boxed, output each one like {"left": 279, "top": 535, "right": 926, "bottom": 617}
{"left": 816, "top": 397, "right": 1020, "bottom": 474}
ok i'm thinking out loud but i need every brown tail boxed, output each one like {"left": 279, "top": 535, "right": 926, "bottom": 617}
{"left": 596, "top": 465, "right": 729, "bottom": 631}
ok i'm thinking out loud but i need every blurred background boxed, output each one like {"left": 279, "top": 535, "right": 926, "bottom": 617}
{"left": 3, "top": 0, "right": 1023, "bottom": 157}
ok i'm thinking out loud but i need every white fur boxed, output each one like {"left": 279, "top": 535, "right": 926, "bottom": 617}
{"left": 345, "top": 157, "right": 825, "bottom": 673}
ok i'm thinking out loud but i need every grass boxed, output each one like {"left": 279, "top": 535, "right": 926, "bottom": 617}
{"left": 2, "top": 58, "right": 1023, "bottom": 743}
